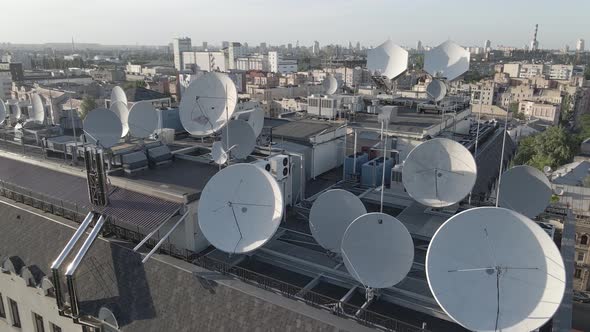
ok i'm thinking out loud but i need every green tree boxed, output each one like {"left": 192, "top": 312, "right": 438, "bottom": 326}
{"left": 513, "top": 126, "right": 578, "bottom": 170}
{"left": 122, "top": 80, "right": 146, "bottom": 90}
{"left": 79, "top": 96, "right": 96, "bottom": 119}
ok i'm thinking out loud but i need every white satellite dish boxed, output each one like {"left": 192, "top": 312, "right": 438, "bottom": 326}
{"left": 555, "top": 188, "right": 565, "bottom": 196}
{"left": 83, "top": 108, "right": 122, "bottom": 148}
{"left": 0, "top": 99, "right": 6, "bottom": 125}
{"left": 128, "top": 102, "right": 158, "bottom": 139}
{"left": 366, "top": 40, "right": 409, "bottom": 80}
{"left": 30, "top": 94, "right": 45, "bottom": 122}
{"left": 221, "top": 119, "right": 256, "bottom": 160}
{"left": 110, "top": 101, "right": 129, "bottom": 137}
{"left": 426, "top": 207, "right": 565, "bottom": 332}
{"left": 341, "top": 212, "right": 414, "bottom": 288}
{"left": 424, "top": 40, "right": 470, "bottom": 81}
{"left": 323, "top": 74, "right": 338, "bottom": 95}
{"left": 198, "top": 163, "right": 284, "bottom": 254}
{"left": 110, "top": 86, "right": 127, "bottom": 105}
{"left": 179, "top": 72, "right": 237, "bottom": 136}
{"left": 211, "top": 141, "right": 229, "bottom": 165}
{"left": 498, "top": 165, "right": 552, "bottom": 218}
{"left": 402, "top": 138, "right": 477, "bottom": 207}
{"left": 309, "top": 189, "right": 367, "bottom": 252}
{"left": 234, "top": 106, "right": 265, "bottom": 138}
{"left": 426, "top": 79, "right": 447, "bottom": 102}
{"left": 543, "top": 165, "right": 552, "bottom": 173}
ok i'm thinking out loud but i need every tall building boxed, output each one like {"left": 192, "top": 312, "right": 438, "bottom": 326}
{"left": 416, "top": 40, "right": 423, "bottom": 52}
{"left": 313, "top": 41, "right": 320, "bottom": 55}
{"left": 202, "top": 41, "right": 208, "bottom": 51}
{"left": 484, "top": 40, "right": 491, "bottom": 50}
{"left": 530, "top": 24, "right": 539, "bottom": 51}
{"left": 227, "top": 42, "right": 245, "bottom": 70}
{"left": 577, "top": 38, "right": 585, "bottom": 52}
{"left": 221, "top": 41, "right": 229, "bottom": 49}
{"left": 260, "top": 42, "right": 267, "bottom": 53}
{"left": 287, "top": 43, "right": 292, "bottom": 54}
{"left": 173, "top": 37, "right": 192, "bottom": 71}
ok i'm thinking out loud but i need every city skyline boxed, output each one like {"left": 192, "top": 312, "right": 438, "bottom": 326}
{"left": 2, "top": 0, "right": 589, "bottom": 49}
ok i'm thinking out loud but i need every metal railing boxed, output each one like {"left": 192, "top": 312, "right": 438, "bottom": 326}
{"left": 193, "top": 255, "right": 429, "bottom": 332}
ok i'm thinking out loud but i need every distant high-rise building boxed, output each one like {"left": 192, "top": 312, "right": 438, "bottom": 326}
{"left": 356, "top": 41, "right": 361, "bottom": 51}
{"left": 287, "top": 43, "right": 292, "bottom": 54}
{"left": 484, "top": 40, "right": 491, "bottom": 50}
{"left": 577, "top": 38, "right": 585, "bottom": 52}
{"left": 416, "top": 40, "right": 423, "bottom": 51}
{"left": 260, "top": 42, "right": 267, "bottom": 53}
{"left": 227, "top": 42, "right": 244, "bottom": 70}
{"left": 222, "top": 41, "right": 229, "bottom": 49}
{"left": 173, "top": 37, "right": 192, "bottom": 71}
{"left": 313, "top": 41, "right": 320, "bottom": 55}
{"left": 530, "top": 24, "right": 539, "bottom": 51}
{"left": 202, "top": 41, "right": 208, "bottom": 51}
{"left": 348, "top": 41, "right": 353, "bottom": 50}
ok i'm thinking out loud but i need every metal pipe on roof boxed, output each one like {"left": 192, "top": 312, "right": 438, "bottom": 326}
{"left": 50, "top": 211, "right": 95, "bottom": 311}
{"left": 65, "top": 215, "right": 106, "bottom": 317}
{"left": 141, "top": 211, "right": 189, "bottom": 264}
{"left": 133, "top": 207, "right": 181, "bottom": 252}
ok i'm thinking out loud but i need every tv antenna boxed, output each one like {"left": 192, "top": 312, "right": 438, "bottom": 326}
{"left": 179, "top": 72, "right": 237, "bottom": 136}
{"left": 309, "top": 189, "right": 366, "bottom": 253}
{"left": 426, "top": 207, "right": 565, "bottom": 332}
{"left": 198, "top": 163, "right": 284, "bottom": 254}
{"left": 402, "top": 138, "right": 477, "bottom": 207}
{"left": 341, "top": 212, "right": 414, "bottom": 289}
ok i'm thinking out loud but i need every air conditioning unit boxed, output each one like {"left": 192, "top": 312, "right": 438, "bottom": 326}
{"left": 251, "top": 159, "right": 271, "bottom": 172}
{"left": 270, "top": 154, "right": 290, "bottom": 181}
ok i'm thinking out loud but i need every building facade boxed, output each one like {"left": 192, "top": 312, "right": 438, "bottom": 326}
{"left": 173, "top": 37, "right": 192, "bottom": 71}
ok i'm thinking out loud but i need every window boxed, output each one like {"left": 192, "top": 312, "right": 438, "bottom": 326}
{"left": 50, "top": 323, "right": 62, "bottom": 332}
{"left": 33, "top": 313, "right": 45, "bottom": 332}
{"left": 0, "top": 293, "right": 5, "bottom": 318}
{"left": 578, "top": 252, "right": 585, "bottom": 262}
{"left": 575, "top": 269, "right": 582, "bottom": 278}
{"left": 8, "top": 298, "right": 20, "bottom": 327}
{"left": 582, "top": 235, "right": 589, "bottom": 245}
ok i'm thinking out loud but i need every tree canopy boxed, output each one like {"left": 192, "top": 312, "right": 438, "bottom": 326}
{"left": 512, "top": 126, "right": 578, "bottom": 170}
{"left": 79, "top": 96, "right": 96, "bottom": 119}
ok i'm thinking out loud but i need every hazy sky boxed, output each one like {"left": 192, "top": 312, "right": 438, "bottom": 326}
{"left": 3, "top": 0, "right": 589, "bottom": 49}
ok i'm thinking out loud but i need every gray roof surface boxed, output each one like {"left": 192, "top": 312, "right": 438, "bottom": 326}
{"left": 0, "top": 156, "right": 180, "bottom": 232}
{"left": 472, "top": 129, "right": 516, "bottom": 198}
{"left": 0, "top": 201, "right": 365, "bottom": 332}
{"left": 272, "top": 120, "right": 340, "bottom": 142}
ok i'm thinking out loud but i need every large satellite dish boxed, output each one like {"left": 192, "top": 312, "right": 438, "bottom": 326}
{"left": 198, "top": 163, "right": 284, "bottom": 254}
{"left": 110, "top": 86, "right": 127, "bottom": 105}
{"left": 0, "top": 99, "right": 6, "bottom": 125}
{"left": 426, "top": 207, "right": 565, "bottom": 332}
{"left": 309, "top": 189, "right": 367, "bottom": 252}
{"left": 30, "top": 94, "right": 45, "bottom": 122}
{"left": 366, "top": 40, "right": 409, "bottom": 80}
{"left": 498, "top": 165, "right": 552, "bottom": 218}
{"left": 83, "top": 108, "right": 122, "bottom": 148}
{"left": 424, "top": 40, "right": 470, "bottom": 81}
{"left": 221, "top": 119, "right": 256, "bottom": 160}
{"left": 426, "top": 79, "right": 447, "bottom": 102}
{"left": 110, "top": 101, "right": 129, "bottom": 137}
{"left": 323, "top": 74, "right": 338, "bottom": 95}
{"left": 128, "top": 102, "right": 158, "bottom": 139}
{"left": 234, "top": 106, "right": 265, "bottom": 138}
{"left": 402, "top": 138, "right": 477, "bottom": 207}
{"left": 211, "top": 141, "right": 229, "bottom": 165}
{"left": 179, "top": 72, "right": 237, "bottom": 136}
{"left": 341, "top": 212, "right": 414, "bottom": 288}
